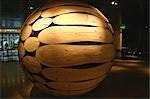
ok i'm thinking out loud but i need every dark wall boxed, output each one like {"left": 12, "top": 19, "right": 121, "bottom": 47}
{"left": 1, "top": 0, "right": 149, "bottom": 52}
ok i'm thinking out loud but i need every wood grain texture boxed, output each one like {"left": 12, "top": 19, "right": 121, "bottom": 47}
{"left": 47, "top": 75, "right": 106, "bottom": 91}
{"left": 41, "top": 6, "right": 106, "bottom": 21}
{"left": 23, "top": 56, "right": 42, "bottom": 73}
{"left": 18, "top": 43, "right": 25, "bottom": 58}
{"left": 93, "top": 7, "right": 109, "bottom": 22}
{"left": 24, "top": 37, "right": 39, "bottom": 52}
{"left": 35, "top": 81, "right": 97, "bottom": 96}
{"left": 32, "top": 18, "right": 52, "bottom": 31}
{"left": 26, "top": 11, "right": 42, "bottom": 25}
{"left": 23, "top": 69, "right": 34, "bottom": 81}
{"left": 20, "top": 0, "right": 114, "bottom": 96}
{"left": 53, "top": 13, "right": 106, "bottom": 27}
{"left": 33, "top": 75, "right": 46, "bottom": 84}
{"left": 108, "top": 23, "right": 114, "bottom": 33}
{"left": 41, "top": 62, "right": 111, "bottom": 81}
{"left": 38, "top": 26, "right": 113, "bottom": 44}
{"left": 36, "top": 44, "right": 114, "bottom": 67}
{"left": 34, "top": 82, "right": 50, "bottom": 93}
{"left": 50, "top": 85, "right": 98, "bottom": 96}
{"left": 20, "top": 25, "right": 32, "bottom": 41}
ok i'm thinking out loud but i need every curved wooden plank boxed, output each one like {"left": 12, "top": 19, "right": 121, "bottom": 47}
{"left": 23, "top": 56, "right": 42, "bottom": 73}
{"left": 23, "top": 69, "right": 34, "bottom": 81}
{"left": 38, "top": 26, "right": 113, "bottom": 44}
{"left": 50, "top": 85, "right": 97, "bottom": 96}
{"left": 32, "top": 18, "right": 52, "bottom": 31}
{"left": 36, "top": 44, "right": 115, "bottom": 67}
{"left": 35, "top": 82, "right": 97, "bottom": 96}
{"left": 26, "top": 11, "right": 42, "bottom": 25}
{"left": 41, "top": 62, "right": 111, "bottom": 81}
{"left": 18, "top": 42, "right": 25, "bottom": 58}
{"left": 47, "top": 75, "right": 106, "bottom": 91}
{"left": 53, "top": 13, "right": 107, "bottom": 27}
{"left": 24, "top": 37, "right": 39, "bottom": 52}
{"left": 93, "top": 7, "right": 109, "bottom": 22}
{"left": 107, "top": 23, "right": 114, "bottom": 33}
{"left": 20, "top": 25, "right": 32, "bottom": 41}
{"left": 41, "top": 6, "right": 106, "bottom": 21}
{"left": 33, "top": 75, "right": 46, "bottom": 84}
{"left": 34, "top": 82, "right": 50, "bottom": 93}
{"left": 39, "top": 0, "right": 93, "bottom": 11}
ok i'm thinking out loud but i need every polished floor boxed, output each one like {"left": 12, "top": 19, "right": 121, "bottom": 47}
{"left": 0, "top": 56, "right": 149, "bottom": 98}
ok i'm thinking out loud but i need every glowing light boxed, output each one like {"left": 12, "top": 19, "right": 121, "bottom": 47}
{"left": 28, "top": 6, "right": 34, "bottom": 10}
{"left": 111, "top": 1, "right": 115, "bottom": 5}
{"left": 120, "top": 24, "right": 126, "bottom": 30}
{"left": 111, "top": 1, "right": 118, "bottom": 6}
{"left": 0, "top": 29, "right": 21, "bottom": 33}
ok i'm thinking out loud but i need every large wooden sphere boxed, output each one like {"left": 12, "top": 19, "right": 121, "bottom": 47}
{"left": 19, "top": 0, "right": 115, "bottom": 97}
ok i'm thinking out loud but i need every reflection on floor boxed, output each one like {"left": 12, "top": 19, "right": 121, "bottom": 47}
{"left": 0, "top": 62, "right": 28, "bottom": 99}
{"left": 0, "top": 49, "right": 19, "bottom": 62}
{"left": 0, "top": 56, "right": 149, "bottom": 98}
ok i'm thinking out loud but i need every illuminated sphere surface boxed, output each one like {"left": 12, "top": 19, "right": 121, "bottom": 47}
{"left": 19, "top": 0, "right": 115, "bottom": 97}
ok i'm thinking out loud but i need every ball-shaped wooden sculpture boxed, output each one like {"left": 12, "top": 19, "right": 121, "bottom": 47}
{"left": 19, "top": 0, "right": 115, "bottom": 97}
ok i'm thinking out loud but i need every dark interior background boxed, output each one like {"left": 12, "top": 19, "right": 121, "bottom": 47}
{"left": 1, "top": 0, "right": 149, "bottom": 54}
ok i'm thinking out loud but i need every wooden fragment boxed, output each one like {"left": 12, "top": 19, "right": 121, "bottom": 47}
{"left": 107, "top": 23, "right": 114, "bottom": 34}
{"left": 20, "top": 25, "right": 32, "bottom": 41}
{"left": 38, "top": 26, "right": 113, "bottom": 44}
{"left": 41, "top": 62, "right": 111, "bottom": 81}
{"left": 36, "top": 44, "right": 115, "bottom": 67}
{"left": 24, "top": 8, "right": 40, "bottom": 27}
{"left": 53, "top": 13, "right": 107, "bottom": 27}
{"left": 47, "top": 75, "right": 106, "bottom": 91}
{"left": 33, "top": 75, "right": 46, "bottom": 84}
{"left": 18, "top": 43, "right": 25, "bottom": 58}
{"left": 24, "top": 37, "right": 39, "bottom": 52}
{"left": 34, "top": 82, "right": 50, "bottom": 93}
{"left": 41, "top": 6, "right": 106, "bottom": 21}
{"left": 23, "top": 56, "right": 42, "bottom": 73}
{"left": 50, "top": 85, "right": 97, "bottom": 96}
{"left": 23, "top": 69, "right": 34, "bottom": 81}
{"left": 93, "top": 7, "right": 109, "bottom": 22}
{"left": 32, "top": 18, "right": 52, "bottom": 31}
{"left": 26, "top": 11, "right": 42, "bottom": 25}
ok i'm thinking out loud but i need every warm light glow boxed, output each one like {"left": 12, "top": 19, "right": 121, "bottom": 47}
{"left": 28, "top": 6, "right": 34, "bottom": 10}
{"left": 111, "top": 1, "right": 118, "bottom": 6}
{"left": 111, "top": 1, "right": 115, "bottom": 5}
{"left": 19, "top": 0, "right": 115, "bottom": 97}
{"left": 0, "top": 29, "right": 21, "bottom": 33}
